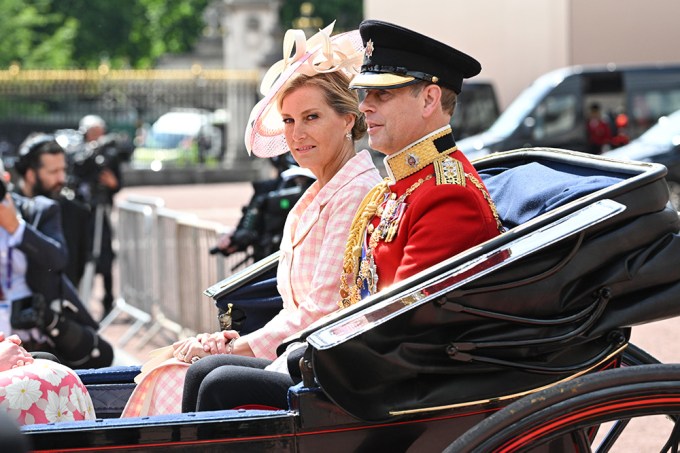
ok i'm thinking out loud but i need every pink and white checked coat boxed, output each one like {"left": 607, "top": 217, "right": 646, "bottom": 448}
{"left": 244, "top": 150, "right": 381, "bottom": 359}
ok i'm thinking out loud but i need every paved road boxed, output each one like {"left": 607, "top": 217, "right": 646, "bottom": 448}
{"left": 96, "top": 182, "right": 254, "bottom": 365}
{"left": 99, "top": 181, "right": 680, "bottom": 449}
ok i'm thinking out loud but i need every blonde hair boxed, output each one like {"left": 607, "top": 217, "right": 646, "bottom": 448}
{"left": 277, "top": 71, "right": 367, "bottom": 140}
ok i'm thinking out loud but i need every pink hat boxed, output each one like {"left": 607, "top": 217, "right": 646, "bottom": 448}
{"left": 245, "top": 22, "right": 364, "bottom": 158}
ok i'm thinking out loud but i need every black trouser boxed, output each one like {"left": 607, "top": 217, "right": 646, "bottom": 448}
{"left": 182, "top": 355, "right": 294, "bottom": 412}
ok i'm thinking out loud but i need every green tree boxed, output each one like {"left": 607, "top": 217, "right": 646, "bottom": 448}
{"left": 280, "top": 0, "right": 363, "bottom": 33}
{"left": 0, "top": 0, "right": 209, "bottom": 69}
{"left": 0, "top": 0, "right": 77, "bottom": 68}
{"left": 51, "top": 0, "right": 209, "bottom": 69}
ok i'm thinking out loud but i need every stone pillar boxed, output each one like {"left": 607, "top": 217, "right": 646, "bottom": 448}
{"left": 220, "top": 0, "right": 282, "bottom": 164}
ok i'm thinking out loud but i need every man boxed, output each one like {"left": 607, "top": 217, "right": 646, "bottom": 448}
{"left": 77, "top": 115, "right": 121, "bottom": 317}
{"left": 586, "top": 102, "right": 613, "bottom": 154}
{"left": 339, "top": 20, "right": 503, "bottom": 307}
{"left": 14, "top": 133, "right": 91, "bottom": 289}
{"left": 0, "top": 157, "right": 113, "bottom": 368}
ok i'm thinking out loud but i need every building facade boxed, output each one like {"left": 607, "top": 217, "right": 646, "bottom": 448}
{"left": 364, "top": 0, "right": 680, "bottom": 109}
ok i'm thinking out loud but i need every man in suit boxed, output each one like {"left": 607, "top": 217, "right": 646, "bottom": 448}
{"left": 14, "top": 133, "right": 91, "bottom": 289}
{"left": 1, "top": 157, "right": 113, "bottom": 368}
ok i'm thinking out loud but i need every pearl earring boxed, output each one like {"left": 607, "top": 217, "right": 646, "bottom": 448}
{"left": 345, "top": 132, "right": 352, "bottom": 141}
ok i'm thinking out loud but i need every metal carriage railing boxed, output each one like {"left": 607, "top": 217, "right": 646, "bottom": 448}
{"left": 101, "top": 195, "right": 252, "bottom": 347}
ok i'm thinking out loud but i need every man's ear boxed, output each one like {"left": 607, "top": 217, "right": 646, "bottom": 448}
{"left": 24, "top": 168, "right": 36, "bottom": 186}
{"left": 421, "top": 84, "right": 442, "bottom": 118}
{"left": 2, "top": 171, "right": 10, "bottom": 184}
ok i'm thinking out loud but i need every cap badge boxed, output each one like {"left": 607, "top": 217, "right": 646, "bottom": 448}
{"left": 406, "top": 153, "right": 419, "bottom": 168}
{"left": 365, "top": 39, "right": 374, "bottom": 58}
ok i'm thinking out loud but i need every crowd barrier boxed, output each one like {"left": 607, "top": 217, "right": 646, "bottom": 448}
{"left": 99, "top": 195, "right": 251, "bottom": 347}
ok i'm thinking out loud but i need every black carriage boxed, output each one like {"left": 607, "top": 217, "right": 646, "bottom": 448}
{"left": 22, "top": 148, "right": 680, "bottom": 452}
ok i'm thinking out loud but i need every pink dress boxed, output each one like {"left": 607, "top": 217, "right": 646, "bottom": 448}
{"left": 0, "top": 359, "right": 95, "bottom": 425}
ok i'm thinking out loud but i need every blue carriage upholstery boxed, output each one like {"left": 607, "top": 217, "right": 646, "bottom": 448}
{"left": 215, "top": 265, "right": 281, "bottom": 335}
{"left": 76, "top": 366, "right": 140, "bottom": 418}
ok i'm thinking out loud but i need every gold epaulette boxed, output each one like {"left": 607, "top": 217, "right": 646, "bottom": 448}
{"left": 434, "top": 155, "right": 466, "bottom": 186}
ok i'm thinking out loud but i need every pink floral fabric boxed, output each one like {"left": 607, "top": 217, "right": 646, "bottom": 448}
{"left": 0, "top": 359, "right": 95, "bottom": 425}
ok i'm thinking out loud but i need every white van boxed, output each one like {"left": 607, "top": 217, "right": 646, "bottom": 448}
{"left": 132, "top": 108, "right": 224, "bottom": 170}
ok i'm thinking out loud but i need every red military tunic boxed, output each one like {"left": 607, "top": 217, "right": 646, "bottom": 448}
{"left": 339, "top": 126, "right": 502, "bottom": 307}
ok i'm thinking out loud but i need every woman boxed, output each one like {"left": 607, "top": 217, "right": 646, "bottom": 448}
{"left": 0, "top": 332, "right": 95, "bottom": 425}
{"left": 122, "top": 24, "right": 381, "bottom": 416}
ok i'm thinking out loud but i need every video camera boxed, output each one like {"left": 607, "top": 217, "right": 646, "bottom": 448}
{"left": 56, "top": 129, "right": 133, "bottom": 205}
{"left": 210, "top": 156, "right": 316, "bottom": 263}
{"left": 10, "top": 294, "right": 113, "bottom": 369}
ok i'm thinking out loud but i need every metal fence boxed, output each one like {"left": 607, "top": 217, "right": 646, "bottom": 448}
{"left": 0, "top": 68, "right": 260, "bottom": 163}
{"left": 100, "top": 195, "right": 251, "bottom": 347}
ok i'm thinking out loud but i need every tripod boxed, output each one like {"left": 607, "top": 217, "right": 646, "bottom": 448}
{"left": 78, "top": 202, "right": 109, "bottom": 311}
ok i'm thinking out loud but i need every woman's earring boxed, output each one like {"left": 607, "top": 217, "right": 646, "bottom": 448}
{"left": 345, "top": 132, "right": 352, "bottom": 141}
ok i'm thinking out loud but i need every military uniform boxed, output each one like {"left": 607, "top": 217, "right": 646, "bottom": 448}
{"left": 372, "top": 127, "right": 500, "bottom": 288}
{"left": 340, "top": 127, "right": 501, "bottom": 306}
{"left": 339, "top": 20, "right": 503, "bottom": 307}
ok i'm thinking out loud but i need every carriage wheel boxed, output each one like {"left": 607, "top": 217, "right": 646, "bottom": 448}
{"left": 444, "top": 363, "right": 680, "bottom": 453}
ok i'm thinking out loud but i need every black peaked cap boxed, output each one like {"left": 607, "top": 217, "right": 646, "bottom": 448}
{"left": 350, "top": 20, "right": 481, "bottom": 94}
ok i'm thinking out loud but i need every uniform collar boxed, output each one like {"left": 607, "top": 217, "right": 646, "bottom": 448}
{"left": 384, "top": 125, "right": 456, "bottom": 182}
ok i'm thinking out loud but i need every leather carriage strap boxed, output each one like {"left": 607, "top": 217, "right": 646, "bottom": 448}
{"left": 445, "top": 287, "right": 626, "bottom": 374}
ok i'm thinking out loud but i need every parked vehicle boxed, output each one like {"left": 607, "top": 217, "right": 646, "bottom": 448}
{"left": 605, "top": 108, "right": 680, "bottom": 207}
{"left": 458, "top": 64, "right": 680, "bottom": 159}
{"left": 132, "top": 108, "right": 225, "bottom": 170}
{"left": 452, "top": 80, "right": 501, "bottom": 140}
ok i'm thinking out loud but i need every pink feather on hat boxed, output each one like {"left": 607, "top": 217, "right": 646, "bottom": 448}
{"left": 244, "top": 22, "right": 364, "bottom": 158}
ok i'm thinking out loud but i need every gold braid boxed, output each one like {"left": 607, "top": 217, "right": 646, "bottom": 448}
{"left": 338, "top": 179, "right": 390, "bottom": 308}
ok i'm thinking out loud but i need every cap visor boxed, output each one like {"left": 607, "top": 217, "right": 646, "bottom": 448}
{"left": 349, "top": 72, "right": 417, "bottom": 89}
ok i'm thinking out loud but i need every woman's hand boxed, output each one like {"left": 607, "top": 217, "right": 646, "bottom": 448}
{"left": 172, "top": 336, "right": 210, "bottom": 364}
{"left": 0, "top": 336, "right": 34, "bottom": 372}
{"left": 199, "top": 330, "right": 240, "bottom": 355}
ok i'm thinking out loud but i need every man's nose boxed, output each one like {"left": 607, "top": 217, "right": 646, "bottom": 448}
{"left": 359, "top": 96, "right": 373, "bottom": 114}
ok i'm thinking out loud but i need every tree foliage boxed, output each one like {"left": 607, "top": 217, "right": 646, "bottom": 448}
{"left": 0, "top": 0, "right": 77, "bottom": 68}
{"left": 0, "top": 0, "right": 363, "bottom": 70}
{"left": 1, "top": 0, "right": 209, "bottom": 69}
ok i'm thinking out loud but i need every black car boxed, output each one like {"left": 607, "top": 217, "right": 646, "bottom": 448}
{"left": 458, "top": 64, "right": 680, "bottom": 160}
{"left": 605, "top": 109, "right": 680, "bottom": 207}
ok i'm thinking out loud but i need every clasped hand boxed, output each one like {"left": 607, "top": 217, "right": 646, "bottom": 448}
{"left": 0, "top": 332, "right": 34, "bottom": 372}
{"left": 172, "top": 330, "right": 240, "bottom": 363}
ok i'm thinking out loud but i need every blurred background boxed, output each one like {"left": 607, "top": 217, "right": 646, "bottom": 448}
{"left": 1, "top": 0, "right": 678, "bottom": 184}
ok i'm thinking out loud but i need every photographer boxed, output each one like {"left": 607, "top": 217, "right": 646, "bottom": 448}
{"left": 70, "top": 115, "right": 129, "bottom": 318}
{"left": 211, "top": 155, "right": 315, "bottom": 263}
{"left": 14, "top": 133, "right": 91, "bottom": 289}
{"left": 0, "top": 157, "right": 113, "bottom": 368}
